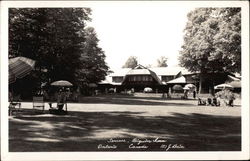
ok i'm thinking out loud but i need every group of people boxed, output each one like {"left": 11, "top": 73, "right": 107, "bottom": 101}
{"left": 44, "top": 88, "right": 70, "bottom": 112}
{"left": 198, "top": 97, "right": 221, "bottom": 106}
{"left": 183, "top": 90, "right": 196, "bottom": 99}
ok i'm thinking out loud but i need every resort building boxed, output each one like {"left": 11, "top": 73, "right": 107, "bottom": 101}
{"left": 98, "top": 64, "right": 240, "bottom": 93}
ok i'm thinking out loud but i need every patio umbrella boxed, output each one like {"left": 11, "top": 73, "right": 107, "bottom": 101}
{"left": 51, "top": 80, "right": 73, "bottom": 87}
{"left": 172, "top": 85, "right": 183, "bottom": 91}
{"left": 214, "top": 84, "right": 233, "bottom": 90}
{"left": 184, "top": 84, "right": 196, "bottom": 90}
{"left": 183, "top": 86, "right": 190, "bottom": 90}
{"left": 9, "top": 56, "right": 36, "bottom": 84}
{"left": 227, "top": 81, "right": 241, "bottom": 88}
{"left": 144, "top": 87, "right": 153, "bottom": 93}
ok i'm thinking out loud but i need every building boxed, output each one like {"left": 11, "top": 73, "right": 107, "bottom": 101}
{"left": 98, "top": 65, "right": 196, "bottom": 93}
{"left": 98, "top": 64, "right": 240, "bottom": 93}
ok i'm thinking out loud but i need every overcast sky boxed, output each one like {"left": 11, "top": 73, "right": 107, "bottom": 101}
{"left": 87, "top": 3, "right": 195, "bottom": 70}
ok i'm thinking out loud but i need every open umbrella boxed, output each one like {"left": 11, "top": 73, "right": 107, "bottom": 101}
{"left": 173, "top": 85, "right": 183, "bottom": 91}
{"left": 184, "top": 84, "right": 196, "bottom": 90}
{"left": 9, "top": 56, "right": 36, "bottom": 84}
{"left": 227, "top": 81, "right": 241, "bottom": 88}
{"left": 214, "top": 84, "right": 233, "bottom": 90}
{"left": 51, "top": 80, "right": 73, "bottom": 87}
{"left": 144, "top": 87, "right": 153, "bottom": 93}
{"left": 183, "top": 86, "right": 190, "bottom": 90}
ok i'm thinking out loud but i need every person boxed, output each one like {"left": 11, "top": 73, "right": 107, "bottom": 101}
{"left": 193, "top": 90, "right": 196, "bottom": 99}
{"left": 207, "top": 97, "right": 212, "bottom": 105}
{"left": 212, "top": 97, "right": 220, "bottom": 106}
{"left": 198, "top": 97, "right": 206, "bottom": 105}
{"left": 57, "top": 89, "right": 66, "bottom": 111}
{"left": 66, "top": 88, "right": 71, "bottom": 100}
{"left": 228, "top": 92, "right": 235, "bottom": 107}
{"left": 184, "top": 90, "right": 188, "bottom": 99}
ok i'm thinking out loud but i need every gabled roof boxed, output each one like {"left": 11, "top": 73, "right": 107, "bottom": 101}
{"left": 110, "top": 66, "right": 193, "bottom": 78}
{"left": 109, "top": 68, "right": 131, "bottom": 77}
{"left": 126, "top": 68, "right": 151, "bottom": 75}
{"left": 122, "top": 64, "right": 162, "bottom": 85}
{"left": 149, "top": 66, "right": 192, "bottom": 76}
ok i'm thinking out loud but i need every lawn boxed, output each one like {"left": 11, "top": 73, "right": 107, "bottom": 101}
{"left": 9, "top": 93, "right": 241, "bottom": 152}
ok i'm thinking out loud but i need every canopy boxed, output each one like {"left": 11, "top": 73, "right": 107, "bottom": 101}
{"left": 9, "top": 56, "right": 36, "bottom": 84}
{"left": 214, "top": 84, "right": 233, "bottom": 90}
{"left": 167, "top": 76, "right": 186, "bottom": 84}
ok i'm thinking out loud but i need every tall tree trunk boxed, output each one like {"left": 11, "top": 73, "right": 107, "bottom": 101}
{"left": 199, "top": 73, "right": 206, "bottom": 94}
{"left": 198, "top": 74, "right": 202, "bottom": 94}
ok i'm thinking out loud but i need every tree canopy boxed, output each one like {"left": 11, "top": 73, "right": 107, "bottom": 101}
{"left": 179, "top": 8, "right": 241, "bottom": 93}
{"left": 179, "top": 8, "right": 241, "bottom": 73}
{"left": 156, "top": 56, "right": 168, "bottom": 67}
{"left": 9, "top": 8, "right": 109, "bottom": 95}
{"left": 122, "top": 56, "right": 138, "bottom": 68}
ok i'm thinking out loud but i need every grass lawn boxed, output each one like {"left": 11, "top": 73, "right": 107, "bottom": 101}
{"left": 9, "top": 93, "right": 241, "bottom": 152}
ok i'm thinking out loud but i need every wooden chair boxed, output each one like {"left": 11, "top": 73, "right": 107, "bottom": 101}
{"left": 33, "top": 96, "right": 45, "bottom": 112}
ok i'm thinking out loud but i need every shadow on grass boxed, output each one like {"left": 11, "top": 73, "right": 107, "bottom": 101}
{"left": 9, "top": 109, "right": 241, "bottom": 152}
{"left": 76, "top": 95, "right": 197, "bottom": 106}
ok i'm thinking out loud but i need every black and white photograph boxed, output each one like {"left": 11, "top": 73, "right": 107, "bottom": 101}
{"left": 1, "top": 0, "right": 249, "bottom": 160}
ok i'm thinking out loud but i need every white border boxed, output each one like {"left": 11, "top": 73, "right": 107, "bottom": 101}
{"left": 1, "top": 1, "right": 249, "bottom": 160}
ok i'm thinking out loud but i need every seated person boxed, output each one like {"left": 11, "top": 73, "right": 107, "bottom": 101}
{"left": 198, "top": 98, "right": 206, "bottom": 105}
{"left": 212, "top": 97, "right": 220, "bottom": 106}
{"left": 207, "top": 97, "right": 212, "bottom": 105}
{"left": 57, "top": 89, "right": 66, "bottom": 111}
{"left": 228, "top": 93, "right": 235, "bottom": 107}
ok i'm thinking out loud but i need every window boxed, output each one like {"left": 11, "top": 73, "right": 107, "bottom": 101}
{"left": 128, "top": 75, "right": 153, "bottom": 82}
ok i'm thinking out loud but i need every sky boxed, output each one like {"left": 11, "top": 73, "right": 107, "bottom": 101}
{"left": 87, "top": 3, "right": 195, "bottom": 70}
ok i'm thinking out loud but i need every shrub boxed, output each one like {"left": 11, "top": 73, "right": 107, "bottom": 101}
{"left": 215, "top": 89, "right": 236, "bottom": 100}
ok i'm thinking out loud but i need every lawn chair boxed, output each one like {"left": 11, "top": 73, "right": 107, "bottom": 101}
{"left": 33, "top": 96, "right": 45, "bottom": 113}
{"left": 9, "top": 101, "right": 21, "bottom": 116}
{"left": 9, "top": 94, "right": 21, "bottom": 116}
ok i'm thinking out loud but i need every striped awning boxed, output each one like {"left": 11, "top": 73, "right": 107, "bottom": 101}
{"left": 9, "top": 57, "right": 36, "bottom": 84}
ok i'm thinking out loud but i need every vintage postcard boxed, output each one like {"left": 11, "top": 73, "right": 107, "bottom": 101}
{"left": 1, "top": 0, "right": 249, "bottom": 160}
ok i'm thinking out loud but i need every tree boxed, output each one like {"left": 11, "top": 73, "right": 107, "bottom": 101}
{"left": 9, "top": 8, "right": 109, "bottom": 96}
{"left": 156, "top": 56, "right": 168, "bottom": 67}
{"left": 76, "top": 27, "right": 109, "bottom": 84}
{"left": 122, "top": 56, "right": 138, "bottom": 68}
{"left": 179, "top": 8, "right": 241, "bottom": 93}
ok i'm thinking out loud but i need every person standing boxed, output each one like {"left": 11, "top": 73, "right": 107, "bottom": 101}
{"left": 193, "top": 90, "right": 196, "bottom": 99}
